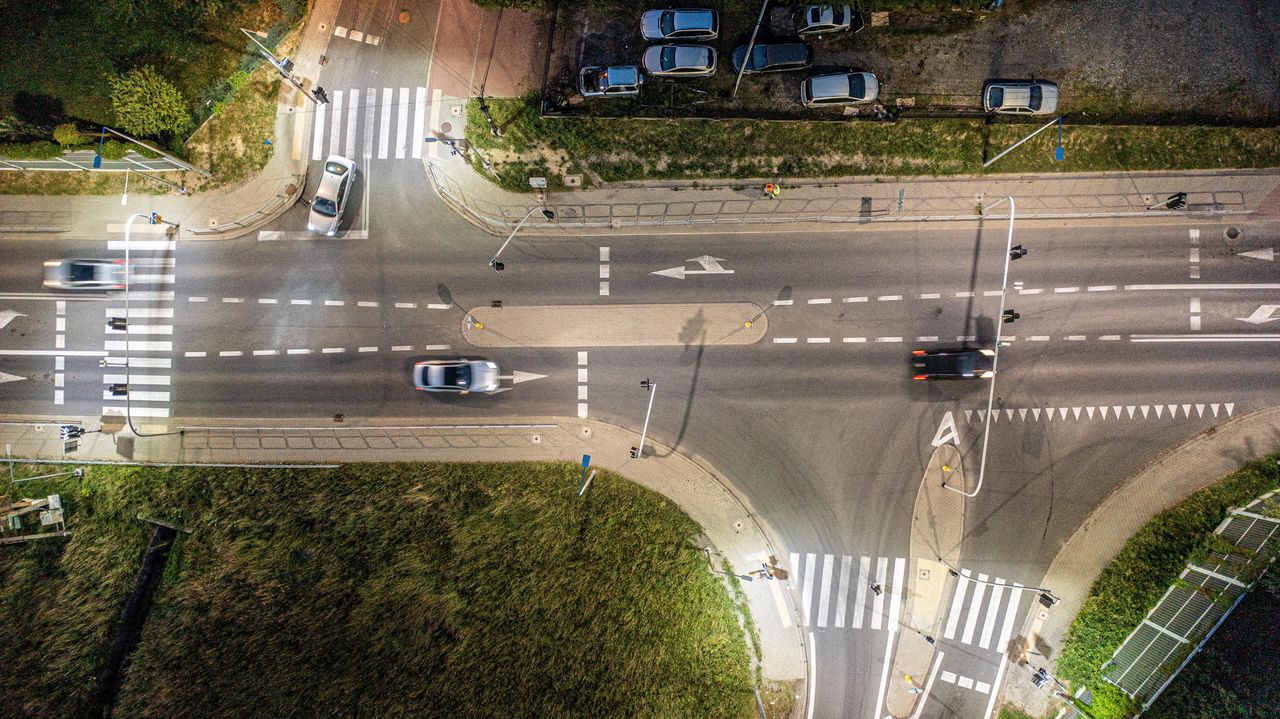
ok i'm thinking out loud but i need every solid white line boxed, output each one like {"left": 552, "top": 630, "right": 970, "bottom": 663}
{"left": 773, "top": 299, "right": 793, "bottom": 306}
{"left": 961, "top": 573, "right": 989, "bottom": 644}
{"left": 102, "top": 405, "right": 169, "bottom": 417}
{"left": 358, "top": 346, "right": 378, "bottom": 352}
{"left": 1131, "top": 334, "right": 1280, "bottom": 342}
{"left": 908, "top": 650, "right": 946, "bottom": 719}
{"left": 853, "top": 556, "right": 869, "bottom": 629}
{"left": 378, "top": 87, "right": 392, "bottom": 159}
{"left": 807, "top": 337, "right": 830, "bottom": 344}
{"left": 805, "top": 632, "right": 818, "bottom": 719}
{"left": 312, "top": 101, "right": 326, "bottom": 161}
{"left": 873, "top": 626, "right": 894, "bottom": 719}
{"left": 330, "top": 90, "right": 343, "bottom": 155}
{"left": 943, "top": 569, "right": 970, "bottom": 639}
{"left": 984, "top": 653, "right": 1009, "bottom": 719}
{"left": 219, "top": 351, "right": 242, "bottom": 357}
{"left": 347, "top": 88, "right": 359, "bottom": 158}
{"left": 816, "top": 554, "right": 834, "bottom": 627}
{"left": 253, "top": 350, "right": 277, "bottom": 356}
{"left": 102, "top": 374, "right": 169, "bottom": 385}
{"left": 888, "top": 557, "right": 906, "bottom": 631}
{"left": 1088, "top": 285, "right": 1117, "bottom": 292}
{"left": 801, "top": 553, "right": 816, "bottom": 625}
{"left": 979, "top": 579, "right": 1005, "bottom": 649}
{"left": 919, "top": 293, "right": 941, "bottom": 299}
{"left": 1126, "top": 283, "right": 1280, "bottom": 290}
{"left": 834, "top": 555, "right": 851, "bottom": 628}
{"left": 411, "top": 87, "right": 426, "bottom": 159}
{"left": 774, "top": 337, "right": 798, "bottom": 344}
{"left": 396, "top": 87, "right": 410, "bottom": 159}
{"left": 807, "top": 298, "right": 832, "bottom": 305}
{"left": 322, "top": 347, "right": 345, "bottom": 353}
{"left": 871, "top": 557, "right": 887, "bottom": 630}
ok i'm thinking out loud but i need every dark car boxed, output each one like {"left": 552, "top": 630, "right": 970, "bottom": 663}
{"left": 731, "top": 42, "right": 812, "bottom": 74}
{"left": 911, "top": 348, "right": 996, "bottom": 380}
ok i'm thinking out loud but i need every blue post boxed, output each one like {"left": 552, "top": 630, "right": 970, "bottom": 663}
{"left": 579, "top": 454, "right": 591, "bottom": 493}
{"left": 1054, "top": 117, "right": 1065, "bottom": 162}
{"left": 93, "top": 127, "right": 105, "bottom": 169}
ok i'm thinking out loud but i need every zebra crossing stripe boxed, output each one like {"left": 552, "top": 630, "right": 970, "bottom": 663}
{"left": 312, "top": 102, "right": 326, "bottom": 161}
{"left": 365, "top": 88, "right": 376, "bottom": 159}
{"left": 346, "top": 89, "right": 358, "bottom": 158}
{"left": 887, "top": 557, "right": 905, "bottom": 632}
{"left": 853, "top": 556, "right": 869, "bottom": 629}
{"left": 979, "top": 579, "right": 1006, "bottom": 649}
{"left": 816, "top": 554, "right": 834, "bottom": 627}
{"left": 396, "top": 87, "right": 409, "bottom": 159}
{"left": 330, "top": 90, "right": 343, "bottom": 156}
{"left": 871, "top": 557, "right": 887, "bottom": 630}
{"left": 995, "top": 583, "right": 1023, "bottom": 654}
{"left": 412, "top": 87, "right": 426, "bottom": 159}
{"left": 834, "top": 555, "right": 852, "bottom": 628}
{"left": 943, "top": 569, "right": 970, "bottom": 639}
{"left": 379, "top": 88, "right": 392, "bottom": 159}
{"left": 801, "top": 553, "right": 816, "bottom": 627}
{"left": 961, "top": 573, "right": 989, "bottom": 644}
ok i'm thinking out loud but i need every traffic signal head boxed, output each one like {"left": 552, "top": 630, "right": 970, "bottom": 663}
{"left": 1002, "top": 309, "right": 1020, "bottom": 324}
{"left": 1167, "top": 192, "right": 1187, "bottom": 210}
{"left": 107, "top": 317, "right": 128, "bottom": 331}
{"left": 1010, "top": 245, "right": 1027, "bottom": 260}
{"left": 630, "top": 447, "right": 641, "bottom": 459}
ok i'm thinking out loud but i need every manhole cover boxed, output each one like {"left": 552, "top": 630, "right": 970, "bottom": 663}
{"left": 399, "top": 10, "right": 411, "bottom": 23}
{"left": 285, "top": 183, "right": 297, "bottom": 195}
{"left": 733, "top": 519, "right": 745, "bottom": 533}
{"left": 1225, "top": 226, "right": 1241, "bottom": 240}
{"left": 440, "top": 121, "right": 454, "bottom": 134}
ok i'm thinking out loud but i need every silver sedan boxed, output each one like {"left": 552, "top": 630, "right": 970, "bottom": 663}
{"left": 642, "top": 45, "right": 717, "bottom": 78}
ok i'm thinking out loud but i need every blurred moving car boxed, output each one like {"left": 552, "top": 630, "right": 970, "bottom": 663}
{"left": 42, "top": 259, "right": 125, "bottom": 290}
{"left": 731, "top": 42, "right": 812, "bottom": 74}
{"left": 800, "top": 71, "right": 879, "bottom": 107}
{"left": 414, "top": 359, "right": 501, "bottom": 394}
{"left": 640, "top": 8, "right": 719, "bottom": 41}
{"left": 795, "top": 4, "right": 861, "bottom": 37}
{"left": 982, "top": 80, "right": 1059, "bottom": 115}
{"left": 307, "top": 155, "right": 355, "bottom": 236}
{"left": 642, "top": 44, "right": 717, "bottom": 78}
{"left": 579, "top": 65, "right": 644, "bottom": 97}
{"left": 911, "top": 348, "right": 996, "bottom": 380}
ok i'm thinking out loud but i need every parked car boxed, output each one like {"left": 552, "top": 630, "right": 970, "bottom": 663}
{"left": 731, "top": 42, "right": 812, "bottom": 74}
{"left": 800, "top": 71, "right": 878, "bottom": 107}
{"left": 982, "top": 80, "right": 1059, "bottom": 115}
{"left": 911, "top": 348, "right": 996, "bottom": 380}
{"left": 42, "top": 259, "right": 126, "bottom": 290}
{"left": 579, "top": 65, "right": 644, "bottom": 97}
{"left": 414, "top": 359, "right": 501, "bottom": 394}
{"left": 640, "top": 8, "right": 719, "bottom": 41}
{"left": 642, "top": 44, "right": 717, "bottom": 78}
{"left": 307, "top": 155, "right": 355, "bottom": 236}
{"left": 795, "top": 4, "right": 862, "bottom": 37}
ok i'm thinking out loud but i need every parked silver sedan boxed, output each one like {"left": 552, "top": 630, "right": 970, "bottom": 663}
{"left": 642, "top": 44, "right": 717, "bottom": 78}
{"left": 640, "top": 8, "right": 719, "bottom": 41}
{"left": 983, "top": 80, "right": 1059, "bottom": 115}
{"left": 307, "top": 155, "right": 355, "bottom": 236}
{"left": 800, "top": 71, "right": 879, "bottom": 107}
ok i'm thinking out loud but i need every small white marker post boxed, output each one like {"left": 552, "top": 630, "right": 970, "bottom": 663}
{"left": 578, "top": 470, "right": 596, "bottom": 498}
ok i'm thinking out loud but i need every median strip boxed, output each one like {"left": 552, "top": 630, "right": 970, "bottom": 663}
{"left": 463, "top": 303, "right": 766, "bottom": 348}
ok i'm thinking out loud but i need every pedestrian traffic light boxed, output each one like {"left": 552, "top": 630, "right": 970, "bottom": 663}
{"left": 59, "top": 424, "right": 85, "bottom": 440}
{"left": 630, "top": 446, "right": 641, "bottom": 459}
{"left": 1167, "top": 192, "right": 1187, "bottom": 210}
{"left": 149, "top": 212, "right": 161, "bottom": 224}
{"left": 1002, "top": 309, "right": 1020, "bottom": 324}
{"left": 109, "top": 383, "right": 129, "bottom": 396}
{"left": 1009, "top": 245, "right": 1027, "bottom": 260}
{"left": 107, "top": 317, "right": 127, "bottom": 331}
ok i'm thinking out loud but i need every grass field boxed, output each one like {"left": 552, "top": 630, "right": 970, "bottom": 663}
{"left": 466, "top": 96, "right": 1280, "bottom": 191}
{"left": 0, "top": 462, "right": 756, "bottom": 719}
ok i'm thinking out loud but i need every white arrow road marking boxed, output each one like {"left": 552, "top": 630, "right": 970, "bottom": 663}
{"left": 498, "top": 371, "right": 548, "bottom": 384}
{"left": 652, "top": 255, "right": 735, "bottom": 279}
{"left": 1238, "top": 247, "right": 1274, "bottom": 262}
{"left": 931, "top": 411, "right": 958, "bottom": 447}
{"left": 1235, "top": 305, "right": 1280, "bottom": 325}
{"left": 0, "top": 310, "right": 27, "bottom": 328}
{"left": 0, "top": 371, "right": 27, "bottom": 383}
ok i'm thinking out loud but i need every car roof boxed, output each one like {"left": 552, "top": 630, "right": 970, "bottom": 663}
{"left": 606, "top": 66, "right": 640, "bottom": 85}
{"left": 763, "top": 43, "right": 809, "bottom": 62}
{"left": 671, "top": 45, "right": 712, "bottom": 66}
{"left": 809, "top": 73, "right": 851, "bottom": 99}
{"left": 669, "top": 8, "right": 714, "bottom": 29}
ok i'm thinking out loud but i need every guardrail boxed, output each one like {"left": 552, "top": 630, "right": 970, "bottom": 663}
{"left": 189, "top": 172, "right": 306, "bottom": 236}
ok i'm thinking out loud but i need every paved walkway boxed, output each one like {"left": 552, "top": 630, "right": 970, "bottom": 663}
{"left": 0, "top": 416, "right": 808, "bottom": 696}
{"left": 1001, "top": 405, "right": 1280, "bottom": 717}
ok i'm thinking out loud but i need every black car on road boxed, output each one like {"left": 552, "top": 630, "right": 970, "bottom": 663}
{"left": 911, "top": 348, "right": 996, "bottom": 380}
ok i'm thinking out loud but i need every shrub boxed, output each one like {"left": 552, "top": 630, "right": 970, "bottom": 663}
{"left": 109, "top": 66, "right": 191, "bottom": 138}
{"left": 0, "top": 141, "right": 63, "bottom": 160}
{"left": 53, "top": 123, "right": 83, "bottom": 146}
{"left": 98, "top": 139, "right": 131, "bottom": 161}
{"left": 227, "top": 70, "right": 251, "bottom": 92}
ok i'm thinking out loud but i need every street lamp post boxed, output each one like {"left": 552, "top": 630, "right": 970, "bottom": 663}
{"left": 944, "top": 196, "right": 1017, "bottom": 498}
{"left": 117, "top": 213, "right": 183, "bottom": 438}
{"left": 488, "top": 207, "right": 556, "bottom": 272}
{"left": 630, "top": 379, "right": 657, "bottom": 459}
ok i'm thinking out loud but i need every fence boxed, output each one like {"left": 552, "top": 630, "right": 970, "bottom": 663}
{"left": 189, "top": 172, "right": 306, "bottom": 236}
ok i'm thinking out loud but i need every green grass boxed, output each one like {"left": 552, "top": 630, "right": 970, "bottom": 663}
{"left": 997, "top": 706, "right": 1037, "bottom": 719}
{"left": 1053, "top": 454, "right": 1280, "bottom": 719}
{"left": 0, "top": 461, "right": 756, "bottom": 719}
{"left": 467, "top": 96, "right": 1280, "bottom": 190}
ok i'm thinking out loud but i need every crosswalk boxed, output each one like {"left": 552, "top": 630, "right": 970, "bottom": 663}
{"left": 101, "top": 240, "right": 176, "bottom": 419}
{"left": 786, "top": 552, "right": 1029, "bottom": 652}
{"left": 305, "top": 86, "right": 431, "bottom": 162}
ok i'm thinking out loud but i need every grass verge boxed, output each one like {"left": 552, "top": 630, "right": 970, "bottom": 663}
{"left": 465, "top": 96, "right": 1280, "bottom": 190}
{"left": 0, "top": 461, "right": 756, "bottom": 719}
{"left": 1053, "top": 454, "right": 1280, "bottom": 719}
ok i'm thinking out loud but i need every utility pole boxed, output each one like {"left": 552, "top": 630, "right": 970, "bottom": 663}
{"left": 731, "top": 0, "right": 771, "bottom": 99}
{"left": 477, "top": 95, "right": 503, "bottom": 137}
{"left": 241, "top": 28, "right": 320, "bottom": 104}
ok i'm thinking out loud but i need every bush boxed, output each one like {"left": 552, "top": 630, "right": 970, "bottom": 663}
{"left": 53, "top": 123, "right": 82, "bottom": 146}
{"left": 0, "top": 141, "right": 63, "bottom": 160}
{"left": 227, "top": 70, "right": 251, "bottom": 92}
{"left": 109, "top": 65, "right": 191, "bottom": 138}
{"left": 98, "top": 139, "right": 131, "bottom": 161}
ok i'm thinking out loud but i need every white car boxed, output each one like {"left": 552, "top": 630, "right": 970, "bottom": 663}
{"left": 800, "top": 71, "right": 879, "bottom": 107}
{"left": 983, "top": 80, "right": 1059, "bottom": 115}
{"left": 796, "top": 4, "right": 862, "bottom": 37}
{"left": 42, "top": 259, "right": 125, "bottom": 290}
{"left": 413, "top": 360, "right": 500, "bottom": 394}
{"left": 642, "top": 45, "right": 717, "bottom": 78}
{"left": 307, "top": 155, "right": 355, "bottom": 236}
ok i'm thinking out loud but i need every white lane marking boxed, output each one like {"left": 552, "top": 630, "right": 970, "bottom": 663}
{"left": 1100, "top": 334, "right": 1121, "bottom": 340}
{"left": 1028, "top": 335, "right": 1050, "bottom": 341}
{"left": 286, "top": 349, "right": 311, "bottom": 355}
{"left": 1190, "top": 298, "right": 1201, "bottom": 313}
{"left": 291, "top": 299, "right": 312, "bottom": 305}
{"left": 834, "top": 555, "right": 851, "bottom": 628}
{"left": 427, "top": 303, "right": 450, "bottom": 310}
{"left": 878, "top": 294, "right": 902, "bottom": 301}
{"left": 330, "top": 90, "right": 343, "bottom": 155}
{"left": 843, "top": 337, "right": 866, "bottom": 343}
{"left": 975, "top": 680, "right": 991, "bottom": 694}
{"left": 577, "top": 402, "right": 588, "bottom": 419}
{"left": 1126, "top": 283, "right": 1280, "bottom": 290}
{"left": 311, "top": 101, "right": 326, "bottom": 161}
{"left": 908, "top": 650, "right": 946, "bottom": 719}
{"left": 108, "top": 239, "right": 175, "bottom": 251}
{"left": 101, "top": 405, "right": 169, "bottom": 417}
{"left": 106, "top": 307, "right": 173, "bottom": 318}
{"left": 1054, "top": 287, "right": 1079, "bottom": 293}
{"left": 873, "top": 624, "right": 894, "bottom": 719}
{"left": 805, "top": 631, "right": 817, "bottom": 719}
{"left": 599, "top": 246, "right": 610, "bottom": 261}
{"left": 258, "top": 298, "right": 278, "bottom": 304}
{"left": 253, "top": 350, "right": 277, "bottom": 356}
{"left": 1190, "top": 315, "right": 1202, "bottom": 330}
{"left": 942, "top": 671, "right": 957, "bottom": 684}
{"left": 222, "top": 297, "right": 243, "bottom": 303}
{"left": 774, "top": 337, "right": 798, "bottom": 344}
{"left": 955, "top": 291, "right": 975, "bottom": 298}
{"left": 54, "top": 390, "right": 63, "bottom": 404}
{"left": 102, "top": 389, "right": 169, "bottom": 401}
{"left": 599, "top": 281, "right": 609, "bottom": 296}
{"left": 411, "top": 87, "right": 426, "bottom": 159}
{"left": 1019, "top": 288, "right": 1043, "bottom": 295}
{"left": 102, "top": 374, "right": 170, "bottom": 385}
{"left": 979, "top": 578, "right": 1005, "bottom": 649}
{"left": 219, "top": 351, "right": 243, "bottom": 357}
{"left": 807, "top": 298, "right": 832, "bottom": 305}
{"left": 1088, "top": 285, "right": 1117, "bottom": 292}
{"left": 983, "top": 290, "right": 1003, "bottom": 297}
{"left": 358, "top": 301, "right": 379, "bottom": 307}
{"left": 184, "top": 351, "right": 207, "bottom": 357}
{"left": 919, "top": 293, "right": 941, "bottom": 299}
{"left": 577, "top": 351, "right": 588, "bottom": 365}
{"left": 188, "top": 296, "right": 207, "bottom": 302}
{"left": 1066, "top": 335, "right": 1087, "bottom": 341}
{"left": 334, "top": 25, "right": 347, "bottom": 37}
{"left": 800, "top": 553, "right": 816, "bottom": 625}
{"left": 984, "top": 653, "right": 1010, "bottom": 719}
{"left": 876, "top": 336, "right": 903, "bottom": 343}
{"left": 599, "top": 265, "right": 609, "bottom": 279}
{"left": 104, "top": 340, "right": 171, "bottom": 351}
{"left": 1132, "top": 333, "right": 1280, "bottom": 342}
{"left": 916, "top": 336, "right": 939, "bottom": 342}
{"left": 577, "top": 385, "right": 588, "bottom": 400}
{"left": 871, "top": 557, "right": 887, "bottom": 630}
{"left": 807, "top": 337, "right": 830, "bottom": 343}
{"left": 816, "top": 554, "right": 834, "bottom": 627}
{"left": 773, "top": 299, "right": 793, "bottom": 306}
{"left": 395, "top": 302, "right": 417, "bottom": 309}
{"left": 364, "top": 86, "right": 375, "bottom": 159}
{"left": 392, "top": 345, "right": 412, "bottom": 351}
{"left": 347, "top": 88, "right": 359, "bottom": 158}
{"left": 322, "top": 347, "right": 344, "bottom": 353}
{"left": 395, "top": 87, "right": 409, "bottom": 159}
{"left": 423, "top": 344, "right": 451, "bottom": 351}
{"left": 577, "top": 369, "right": 588, "bottom": 382}
{"left": 853, "top": 556, "right": 869, "bottom": 629}
{"left": 378, "top": 87, "right": 392, "bottom": 159}
{"left": 959, "top": 676, "right": 974, "bottom": 689}
{"left": 843, "top": 296, "right": 867, "bottom": 303}
{"left": 325, "top": 300, "right": 344, "bottom": 306}
{"left": 1190, "top": 248, "right": 1200, "bottom": 263}
{"left": 359, "top": 346, "right": 378, "bottom": 352}
{"left": 943, "top": 569, "right": 970, "bottom": 639}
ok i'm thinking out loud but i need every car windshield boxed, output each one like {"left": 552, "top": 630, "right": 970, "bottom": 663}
{"left": 312, "top": 197, "right": 338, "bottom": 217}
{"left": 660, "top": 12, "right": 675, "bottom": 36}
{"left": 848, "top": 74, "right": 865, "bottom": 99}
{"left": 1029, "top": 86, "right": 1042, "bottom": 110}
{"left": 324, "top": 161, "right": 349, "bottom": 176}
{"left": 988, "top": 87, "right": 1004, "bottom": 107}
{"left": 833, "top": 6, "right": 846, "bottom": 23}
{"left": 441, "top": 365, "right": 471, "bottom": 387}
{"left": 68, "top": 263, "right": 97, "bottom": 282}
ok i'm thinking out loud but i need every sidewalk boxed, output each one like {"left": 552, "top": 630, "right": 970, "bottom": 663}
{"left": 1001, "top": 405, "right": 1280, "bottom": 717}
{"left": 0, "top": 416, "right": 808, "bottom": 701}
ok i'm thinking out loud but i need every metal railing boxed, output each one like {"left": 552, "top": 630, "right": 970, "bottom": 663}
{"left": 189, "top": 172, "right": 306, "bottom": 235}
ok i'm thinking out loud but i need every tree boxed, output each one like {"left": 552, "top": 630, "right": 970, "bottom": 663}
{"left": 109, "top": 66, "right": 190, "bottom": 138}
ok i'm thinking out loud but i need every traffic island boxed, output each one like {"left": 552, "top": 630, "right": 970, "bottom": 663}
{"left": 462, "top": 302, "right": 767, "bottom": 347}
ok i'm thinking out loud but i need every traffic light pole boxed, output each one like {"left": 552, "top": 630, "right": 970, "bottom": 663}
{"left": 120, "top": 213, "right": 183, "bottom": 438}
